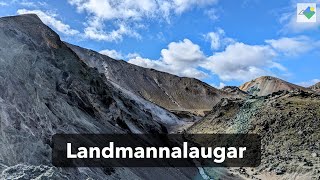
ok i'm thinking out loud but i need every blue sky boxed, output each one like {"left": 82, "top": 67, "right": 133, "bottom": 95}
{"left": 0, "top": 0, "right": 319, "bottom": 87}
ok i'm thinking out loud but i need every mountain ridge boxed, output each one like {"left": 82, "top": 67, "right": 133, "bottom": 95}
{"left": 66, "top": 43, "right": 245, "bottom": 116}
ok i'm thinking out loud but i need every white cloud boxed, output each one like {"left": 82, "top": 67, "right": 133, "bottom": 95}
{"left": 18, "top": 1, "right": 48, "bottom": 7}
{"left": 129, "top": 56, "right": 164, "bottom": 69}
{"left": 205, "top": 8, "right": 219, "bottom": 21}
{"left": 204, "top": 35, "right": 319, "bottom": 82}
{"left": 205, "top": 28, "right": 235, "bottom": 50}
{"left": 84, "top": 22, "right": 140, "bottom": 42}
{"left": 172, "top": 0, "right": 218, "bottom": 14}
{"left": 161, "top": 39, "right": 206, "bottom": 66}
{"left": 211, "top": 82, "right": 226, "bottom": 89}
{"left": 266, "top": 36, "right": 319, "bottom": 56}
{"left": 68, "top": 0, "right": 158, "bottom": 20}
{"left": 126, "top": 52, "right": 140, "bottom": 59}
{"left": 109, "top": 27, "right": 313, "bottom": 83}
{"left": 129, "top": 56, "right": 208, "bottom": 79}
{"left": 68, "top": 0, "right": 218, "bottom": 41}
{"left": 128, "top": 34, "right": 302, "bottom": 82}
{"left": 0, "top": 1, "right": 47, "bottom": 7}
{"left": 128, "top": 39, "right": 208, "bottom": 79}
{"left": 19, "top": 2, "right": 36, "bottom": 7}
{"left": 297, "top": 79, "right": 320, "bottom": 87}
{"left": 17, "top": 9, "right": 79, "bottom": 36}
{"left": 203, "top": 42, "right": 280, "bottom": 82}
{"left": 99, "top": 49, "right": 141, "bottom": 60}
{"left": 99, "top": 49, "right": 124, "bottom": 59}
{"left": 69, "top": 0, "right": 218, "bottom": 20}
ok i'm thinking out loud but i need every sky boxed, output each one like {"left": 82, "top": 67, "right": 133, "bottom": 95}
{"left": 0, "top": 0, "right": 319, "bottom": 88}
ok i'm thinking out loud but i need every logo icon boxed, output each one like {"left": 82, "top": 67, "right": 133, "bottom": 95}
{"left": 297, "top": 3, "right": 316, "bottom": 22}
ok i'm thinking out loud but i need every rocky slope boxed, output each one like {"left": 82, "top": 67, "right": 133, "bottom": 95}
{"left": 222, "top": 86, "right": 247, "bottom": 97}
{"left": 310, "top": 82, "right": 320, "bottom": 93}
{"left": 239, "top": 76, "right": 309, "bottom": 96}
{"left": 0, "top": 14, "right": 197, "bottom": 179}
{"left": 67, "top": 43, "right": 244, "bottom": 115}
{"left": 188, "top": 91, "right": 320, "bottom": 179}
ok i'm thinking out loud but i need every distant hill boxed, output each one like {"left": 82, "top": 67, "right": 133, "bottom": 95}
{"left": 239, "top": 76, "right": 309, "bottom": 96}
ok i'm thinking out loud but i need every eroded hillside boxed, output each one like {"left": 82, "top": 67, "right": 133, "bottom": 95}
{"left": 188, "top": 91, "right": 320, "bottom": 179}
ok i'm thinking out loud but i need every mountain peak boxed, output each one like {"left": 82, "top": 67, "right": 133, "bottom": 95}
{"left": 254, "top": 76, "right": 280, "bottom": 81}
{"left": 239, "top": 76, "right": 308, "bottom": 96}
{"left": 0, "top": 14, "right": 62, "bottom": 49}
{"left": 0, "top": 14, "right": 42, "bottom": 23}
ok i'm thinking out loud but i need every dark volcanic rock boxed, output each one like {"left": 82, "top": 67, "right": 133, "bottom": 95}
{"left": 0, "top": 14, "right": 196, "bottom": 179}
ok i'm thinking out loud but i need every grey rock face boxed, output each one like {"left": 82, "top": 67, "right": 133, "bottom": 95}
{"left": 66, "top": 43, "right": 241, "bottom": 113}
{"left": 0, "top": 14, "right": 197, "bottom": 179}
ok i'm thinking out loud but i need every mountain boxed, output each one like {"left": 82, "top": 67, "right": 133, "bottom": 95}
{"left": 188, "top": 90, "right": 320, "bottom": 179}
{"left": 66, "top": 43, "right": 243, "bottom": 116}
{"left": 239, "top": 76, "right": 309, "bottom": 96}
{"left": 310, "top": 82, "right": 320, "bottom": 92}
{"left": 221, "top": 86, "right": 247, "bottom": 96}
{"left": 0, "top": 14, "right": 198, "bottom": 179}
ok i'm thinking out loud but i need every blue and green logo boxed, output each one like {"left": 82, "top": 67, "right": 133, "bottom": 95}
{"left": 300, "top": 6, "right": 316, "bottom": 19}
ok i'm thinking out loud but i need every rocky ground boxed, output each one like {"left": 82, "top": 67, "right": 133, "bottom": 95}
{"left": 188, "top": 90, "right": 320, "bottom": 179}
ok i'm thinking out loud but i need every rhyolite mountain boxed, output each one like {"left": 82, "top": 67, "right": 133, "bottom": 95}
{"left": 239, "top": 76, "right": 310, "bottom": 96}
{"left": 66, "top": 43, "right": 245, "bottom": 116}
{"left": 0, "top": 14, "right": 199, "bottom": 179}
